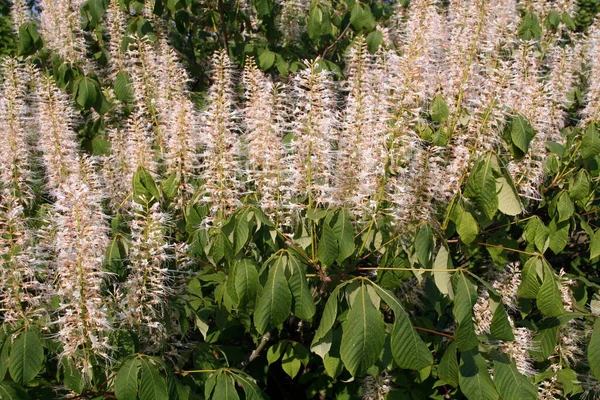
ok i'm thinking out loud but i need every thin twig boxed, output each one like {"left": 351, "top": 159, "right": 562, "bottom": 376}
{"left": 414, "top": 326, "right": 454, "bottom": 339}
{"left": 320, "top": 23, "right": 351, "bottom": 59}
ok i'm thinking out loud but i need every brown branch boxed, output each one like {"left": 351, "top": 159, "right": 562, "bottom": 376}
{"left": 320, "top": 22, "right": 351, "bottom": 59}
{"left": 414, "top": 326, "right": 454, "bottom": 339}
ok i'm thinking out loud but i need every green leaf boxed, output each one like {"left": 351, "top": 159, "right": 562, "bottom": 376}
{"left": 493, "top": 356, "right": 537, "bottom": 400}
{"left": 504, "top": 115, "right": 536, "bottom": 159}
{"left": 439, "top": 342, "right": 459, "bottom": 387}
{"left": 254, "top": 0, "right": 273, "bottom": 17}
{"left": 434, "top": 245, "right": 454, "bottom": 297}
{"left": 452, "top": 272, "right": 478, "bottom": 323}
{"left": 556, "top": 192, "right": 574, "bottom": 222}
{"left": 518, "top": 12, "right": 541, "bottom": 40}
{"left": 455, "top": 319, "right": 478, "bottom": 352}
{"left": 254, "top": 254, "right": 292, "bottom": 334}
{"left": 548, "top": 218, "right": 569, "bottom": 254}
{"left": 518, "top": 257, "right": 544, "bottom": 299}
{"left": 139, "top": 359, "right": 168, "bottom": 400}
{"left": 490, "top": 305, "right": 514, "bottom": 342}
{"left": 212, "top": 372, "right": 240, "bottom": 400}
{"left": 114, "top": 71, "right": 134, "bottom": 102}
{"left": 366, "top": 30, "right": 383, "bottom": 52}
{"left": 369, "top": 282, "right": 432, "bottom": 370}
{"left": 133, "top": 166, "right": 160, "bottom": 202}
{"left": 62, "top": 359, "right": 84, "bottom": 394}
{"left": 591, "top": 229, "right": 600, "bottom": 260}
{"left": 340, "top": 282, "right": 385, "bottom": 376}
{"left": 0, "top": 382, "right": 27, "bottom": 400}
{"left": 9, "top": 331, "right": 44, "bottom": 385}
{"left": 234, "top": 259, "right": 259, "bottom": 304}
{"left": 496, "top": 175, "right": 522, "bottom": 216}
{"left": 415, "top": 224, "right": 433, "bottom": 267}
{"left": 536, "top": 267, "right": 564, "bottom": 317}
{"left": 569, "top": 169, "right": 591, "bottom": 201}
{"left": 465, "top": 155, "right": 499, "bottom": 220}
{"left": 114, "top": 358, "right": 141, "bottom": 400}
{"left": 287, "top": 254, "right": 316, "bottom": 320}
{"left": 209, "top": 230, "right": 234, "bottom": 264}
{"left": 232, "top": 208, "right": 252, "bottom": 255}
{"left": 350, "top": 3, "right": 376, "bottom": 31}
{"left": 459, "top": 349, "right": 499, "bottom": 400}
{"left": 331, "top": 208, "right": 355, "bottom": 263}
{"left": 318, "top": 223, "right": 339, "bottom": 267}
{"left": 75, "top": 77, "right": 99, "bottom": 109}
{"left": 307, "top": 4, "right": 331, "bottom": 39}
{"left": 453, "top": 202, "right": 479, "bottom": 245}
{"left": 588, "top": 318, "right": 600, "bottom": 380}
{"left": 430, "top": 94, "right": 449, "bottom": 123}
{"left": 87, "top": 0, "right": 106, "bottom": 24}
{"left": 581, "top": 124, "right": 600, "bottom": 160}
{"left": 257, "top": 49, "right": 275, "bottom": 70}
{"left": 534, "top": 324, "right": 559, "bottom": 360}
{"left": 311, "top": 285, "right": 342, "bottom": 358}
{"left": 233, "top": 372, "right": 267, "bottom": 400}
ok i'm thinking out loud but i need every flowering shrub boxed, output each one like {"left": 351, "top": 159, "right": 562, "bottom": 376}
{"left": 1, "top": 0, "right": 600, "bottom": 399}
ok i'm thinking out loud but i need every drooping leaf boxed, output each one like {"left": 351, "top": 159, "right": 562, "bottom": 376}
{"left": 212, "top": 372, "right": 240, "bottom": 400}
{"left": 430, "top": 94, "right": 449, "bottom": 123}
{"left": 452, "top": 272, "right": 478, "bottom": 323}
{"left": 556, "top": 192, "right": 574, "bottom": 222}
{"left": 581, "top": 124, "right": 600, "bottom": 160}
{"left": 114, "top": 358, "right": 141, "bottom": 400}
{"left": 439, "top": 342, "right": 459, "bottom": 387}
{"left": 8, "top": 331, "right": 44, "bottom": 385}
{"left": 254, "top": 254, "right": 292, "bottom": 334}
{"left": 318, "top": 223, "right": 338, "bottom": 267}
{"left": 415, "top": 224, "right": 434, "bottom": 267}
{"left": 234, "top": 259, "right": 259, "bottom": 304}
{"left": 490, "top": 304, "right": 515, "bottom": 342}
{"left": 548, "top": 218, "right": 569, "bottom": 254}
{"left": 369, "top": 282, "right": 432, "bottom": 370}
{"left": 536, "top": 266, "right": 564, "bottom": 317}
{"left": 330, "top": 208, "right": 355, "bottom": 263}
{"left": 459, "top": 349, "right": 499, "bottom": 400}
{"left": 569, "top": 169, "right": 591, "bottom": 201}
{"left": 465, "top": 154, "right": 499, "bottom": 220}
{"left": 496, "top": 175, "right": 522, "bottom": 216}
{"left": 434, "top": 245, "right": 454, "bottom": 297}
{"left": 493, "top": 356, "right": 537, "bottom": 400}
{"left": 287, "top": 254, "right": 316, "bottom": 320}
{"left": 340, "top": 282, "right": 385, "bottom": 376}
{"left": 590, "top": 229, "right": 600, "bottom": 260}
{"left": 0, "top": 382, "right": 28, "bottom": 400}
{"left": 588, "top": 318, "right": 600, "bottom": 380}
{"left": 139, "top": 359, "right": 168, "bottom": 400}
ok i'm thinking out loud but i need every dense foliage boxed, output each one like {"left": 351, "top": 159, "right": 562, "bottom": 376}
{"left": 2, "top": 0, "right": 600, "bottom": 399}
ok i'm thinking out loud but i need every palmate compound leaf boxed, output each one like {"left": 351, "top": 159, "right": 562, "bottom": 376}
{"left": 254, "top": 253, "right": 292, "bottom": 334}
{"left": 369, "top": 282, "right": 433, "bottom": 370}
{"left": 340, "top": 282, "right": 385, "bottom": 376}
{"left": 8, "top": 330, "right": 43, "bottom": 385}
{"left": 114, "top": 358, "right": 141, "bottom": 400}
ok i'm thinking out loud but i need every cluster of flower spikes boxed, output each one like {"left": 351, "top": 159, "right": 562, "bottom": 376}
{"left": 2, "top": 0, "right": 600, "bottom": 391}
